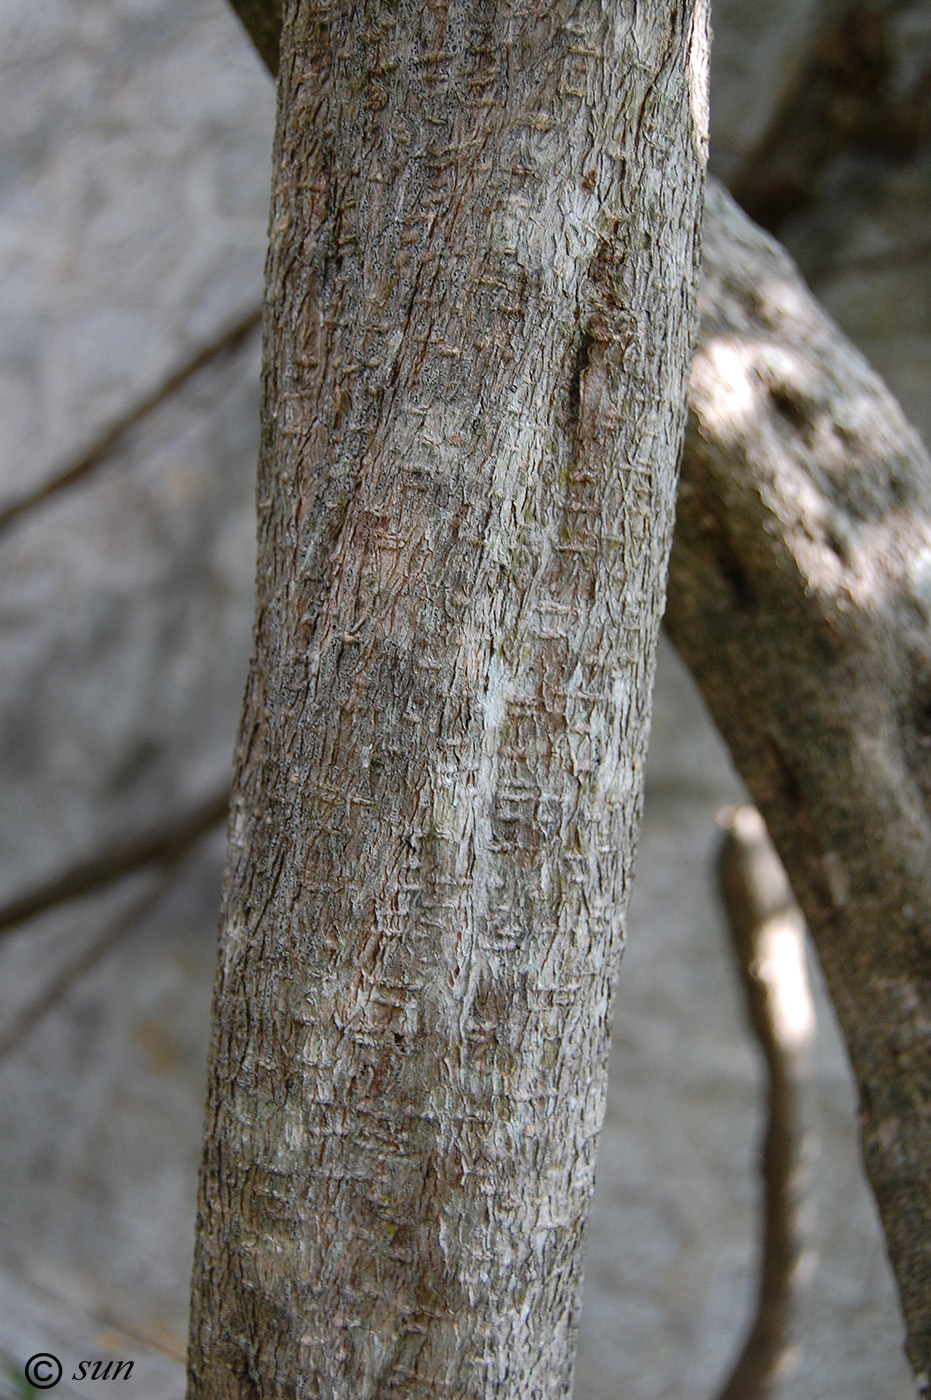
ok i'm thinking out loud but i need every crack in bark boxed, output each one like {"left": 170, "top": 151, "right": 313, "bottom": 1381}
{"left": 566, "top": 324, "right": 596, "bottom": 435}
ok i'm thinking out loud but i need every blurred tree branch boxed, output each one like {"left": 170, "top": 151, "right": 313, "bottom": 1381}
{"left": 0, "top": 787, "right": 229, "bottom": 939}
{"left": 672, "top": 179, "right": 931, "bottom": 1379}
{"left": 0, "top": 310, "right": 260, "bottom": 540}
{"left": 226, "top": 0, "right": 281, "bottom": 76}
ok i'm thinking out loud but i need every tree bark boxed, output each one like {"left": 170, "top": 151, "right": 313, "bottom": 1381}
{"left": 211, "top": 0, "right": 931, "bottom": 1380}
{"left": 188, "top": 3, "right": 708, "bottom": 1397}
{"left": 668, "top": 178, "right": 931, "bottom": 1386}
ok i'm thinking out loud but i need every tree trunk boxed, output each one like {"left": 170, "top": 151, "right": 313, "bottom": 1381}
{"left": 668, "top": 179, "right": 931, "bottom": 1385}
{"left": 187, "top": 2, "right": 708, "bottom": 1397}
{"left": 209, "top": 0, "right": 931, "bottom": 1378}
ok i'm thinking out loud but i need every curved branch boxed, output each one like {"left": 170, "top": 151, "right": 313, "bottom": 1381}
{"left": 0, "top": 788, "right": 229, "bottom": 938}
{"left": 226, "top": 0, "right": 281, "bottom": 76}
{"left": 0, "top": 309, "right": 260, "bottom": 540}
{"left": 668, "top": 178, "right": 931, "bottom": 1384}
{"left": 715, "top": 805, "right": 814, "bottom": 1400}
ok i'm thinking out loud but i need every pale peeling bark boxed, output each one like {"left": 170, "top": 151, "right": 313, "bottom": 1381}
{"left": 188, "top": 3, "right": 708, "bottom": 1397}
{"left": 667, "top": 179, "right": 931, "bottom": 1386}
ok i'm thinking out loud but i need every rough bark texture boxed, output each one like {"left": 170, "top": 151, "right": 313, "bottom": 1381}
{"left": 188, "top": 2, "right": 708, "bottom": 1397}
{"left": 667, "top": 179, "right": 931, "bottom": 1387}
{"left": 207, "top": 0, "right": 931, "bottom": 1377}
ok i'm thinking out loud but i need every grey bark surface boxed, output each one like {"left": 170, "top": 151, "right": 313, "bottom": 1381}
{"left": 667, "top": 179, "right": 931, "bottom": 1385}
{"left": 188, "top": 2, "right": 708, "bottom": 1397}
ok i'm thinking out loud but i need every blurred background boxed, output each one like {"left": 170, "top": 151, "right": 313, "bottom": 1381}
{"left": 0, "top": 0, "right": 927, "bottom": 1395}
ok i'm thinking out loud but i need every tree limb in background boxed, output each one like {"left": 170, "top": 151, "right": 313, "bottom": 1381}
{"left": 0, "top": 787, "right": 229, "bottom": 939}
{"left": 226, "top": 0, "right": 281, "bottom": 77}
{"left": 223, "top": 0, "right": 931, "bottom": 1384}
{"left": 727, "top": 6, "right": 927, "bottom": 234}
{"left": 0, "top": 869, "right": 175, "bottom": 1062}
{"left": 668, "top": 177, "right": 931, "bottom": 1385}
{"left": 0, "top": 309, "right": 260, "bottom": 540}
{"left": 714, "top": 805, "right": 815, "bottom": 1400}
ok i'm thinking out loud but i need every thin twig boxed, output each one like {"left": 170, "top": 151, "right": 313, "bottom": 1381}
{"left": 713, "top": 806, "right": 815, "bottom": 1400}
{"left": 0, "top": 786, "right": 230, "bottom": 939}
{"left": 0, "top": 868, "right": 177, "bottom": 1062}
{"left": 0, "top": 307, "right": 262, "bottom": 540}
